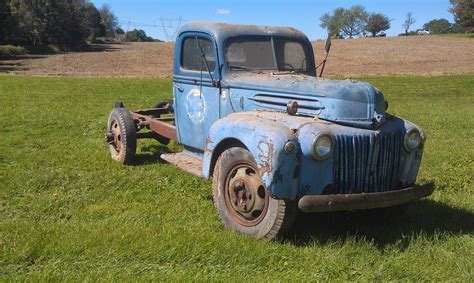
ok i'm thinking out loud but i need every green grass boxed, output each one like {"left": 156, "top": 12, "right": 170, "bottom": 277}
{"left": 0, "top": 75, "right": 473, "bottom": 281}
{"left": 433, "top": 33, "right": 474, "bottom": 39}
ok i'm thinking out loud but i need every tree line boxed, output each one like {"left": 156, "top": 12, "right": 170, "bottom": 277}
{"left": 320, "top": 1, "right": 473, "bottom": 38}
{"left": 0, "top": 0, "right": 158, "bottom": 46}
{"left": 320, "top": 5, "right": 391, "bottom": 38}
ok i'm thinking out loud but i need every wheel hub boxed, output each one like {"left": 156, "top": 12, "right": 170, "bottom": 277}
{"left": 225, "top": 165, "right": 268, "bottom": 226}
{"left": 109, "top": 120, "right": 122, "bottom": 153}
{"left": 231, "top": 180, "right": 256, "bottom": 213}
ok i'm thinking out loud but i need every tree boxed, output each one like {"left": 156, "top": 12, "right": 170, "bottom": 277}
{"left": 403, "top": 12, "right": 416, "bottom": 35}
{"left": 423, "top": 18, "right": 452, "bottom": 33}
{"left": 0, "top": 0, "right": 13, "bottom": 44}
{"left": 0, "top": 0, "right": 117, "bottom": 46}
{"left": 365, "top": 13, "right": 391, "bottom": 37}
{"left": 7, "top": 0, "right": 89, "bottom": 45}
{"left": 320, "top": 7, "right": 345, "bottom": 37}
{"left": 8, "top": 1, "right": 46, "bottom": 45}
{"left": 83, "top": 2, "right": 105, "bottom": 40}
{"left": 320, "top": 5, "right": 369, "bottom": 38}
{"left": 48, "top": 0, "right": 90, "bottom": 44}
{"left": 115, "top": 27, "right": 125, "bottom": 35}
{"left": 99, "top": 4, "right": 119, "bottom": 38}
{"left": 124, "top": 29, "right": 157, "bottom": 42}
{"left": 449, "top": 0, "right": 474, "bottom": 32}
{"left": 340, "top": 5, "right": 369, "bottom": 38}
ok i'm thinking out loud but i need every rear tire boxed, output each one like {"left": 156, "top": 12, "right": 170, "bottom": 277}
{"left": 212, "top": 147, "right": 297, "bottom": 240}
{"left": 106, "top": 107, "right": 136, "bottom": 164}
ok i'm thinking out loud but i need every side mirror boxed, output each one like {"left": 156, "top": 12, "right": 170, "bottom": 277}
{"left": 319, "top": 34, "right": 332, "bottom": 77}
{"left": 324, "top": 34, "right": 332, "bottom": 53}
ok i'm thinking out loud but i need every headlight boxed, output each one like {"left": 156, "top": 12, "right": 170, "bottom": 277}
{"left": 404, "top": 128, "right": 422, "bottom": 152}
{"left": 311, "top": 134, "right": 333, "bottom": 160}
{"left": 284, "top": 141, "right": 296, "bottom": 154}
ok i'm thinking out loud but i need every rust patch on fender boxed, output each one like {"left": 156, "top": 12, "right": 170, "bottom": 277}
{"left": 257, "top": 136, "right": 274, "bottom": 174}
{"left": 204, "top": 136, "right": 214, "bottom": 154}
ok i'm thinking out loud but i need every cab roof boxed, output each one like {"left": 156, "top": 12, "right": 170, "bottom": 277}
{"left": 178, "top": 21, "right": 309, "bottom": 43}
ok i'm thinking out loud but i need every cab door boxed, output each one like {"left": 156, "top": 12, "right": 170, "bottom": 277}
{"left": 173, "top": 32, "right": 221, "bottom": 151}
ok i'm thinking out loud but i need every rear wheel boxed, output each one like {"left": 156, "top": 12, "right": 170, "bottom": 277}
{"left": 106, "top": 107, "right": 136, "bottom": 164}
{"left": 212, "top": 147, "right": 297, "bottom": 240}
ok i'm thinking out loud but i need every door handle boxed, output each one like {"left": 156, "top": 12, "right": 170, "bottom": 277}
{"left": 175, "top": 84, "right": 184, "bottom": 92}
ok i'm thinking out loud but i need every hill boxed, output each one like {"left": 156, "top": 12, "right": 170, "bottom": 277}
{"left": 1, "top": 36, "right": 473, "bottom": 77}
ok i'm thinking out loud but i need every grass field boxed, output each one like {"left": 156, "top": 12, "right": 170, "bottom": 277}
{"left": 434, "top": 33, "right": 474, "bottom": 39}
{"left": 0, "top": 75, "right": 473, "bottom": 280}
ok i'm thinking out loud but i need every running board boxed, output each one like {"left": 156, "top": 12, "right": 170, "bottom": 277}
{"left": 160, "top": 152, "right": 204, "bottom": 178}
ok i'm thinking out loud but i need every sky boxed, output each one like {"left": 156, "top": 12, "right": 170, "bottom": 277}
{"left": 90, "top": 0, "right": 455, "bottom": 41}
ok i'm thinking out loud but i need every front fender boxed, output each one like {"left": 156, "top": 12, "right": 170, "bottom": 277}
{"left": 203, "top": 112, "right": 300, "bottom": 200}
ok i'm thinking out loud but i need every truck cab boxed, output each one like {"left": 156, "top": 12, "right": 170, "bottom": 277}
{"left": 173, "top": 22, "right": 316, "bottom": 150}
{"left": 106, "top": 21, "right": 434, "bottom": 240}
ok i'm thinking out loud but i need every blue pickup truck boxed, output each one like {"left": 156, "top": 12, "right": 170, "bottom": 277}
{"left": 106, "top": 22, "right": 434, "bottom": 240}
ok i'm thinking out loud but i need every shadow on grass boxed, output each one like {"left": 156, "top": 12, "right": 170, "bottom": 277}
{"left": 78, "top": 43, "right": 122, "bottom": 53}
{"left": 0, "top": 43, "right": 121, "bottom": 73}
{"left": 23, "top": 43, "right": 122, "bottom": 54}
{"left": 0, "top": 62, "right": 28, "bottom": 72}
{"left": 285, "top": 198, "right": 474, "bottom": 249}
{"left": 0, "top": 58, "right": 33, "bottom": 73}
{"left": 133, "top": 143, "right": 172, "bottom": 165}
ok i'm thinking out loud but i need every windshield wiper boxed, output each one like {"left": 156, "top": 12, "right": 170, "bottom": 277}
{"left": 228, "top": 65, "right": 256, "bottom": 71}
{"left": 228, "top": 65, "right": 270, "bottom": 74}
{"left": 271, "top": 68, "right": 306, "bottom": 75}
{"left": 229, "top": 65, "right": 284, "bottom": 73}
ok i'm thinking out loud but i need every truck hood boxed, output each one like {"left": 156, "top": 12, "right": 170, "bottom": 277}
{"left": 224, "top": 73, "right": 386, "bottom": 128}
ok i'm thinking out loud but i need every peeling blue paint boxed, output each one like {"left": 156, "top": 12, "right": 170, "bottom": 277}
{"left": 202, "top": 111, "right": 423, "bottom": 200}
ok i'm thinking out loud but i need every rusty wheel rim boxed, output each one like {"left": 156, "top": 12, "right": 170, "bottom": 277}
{"left": 109, "top": 120, "right": 122, "bottom": 154}
{"left": 224, "top": 162, "right": 269, "bottom": 227}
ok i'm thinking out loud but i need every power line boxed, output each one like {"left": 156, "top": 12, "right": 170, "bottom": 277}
{"left": 159, "top": 17, "right": 183, "bottom": 41}
{"left": 118, "top": 17, "right": 186, "bottom": 41}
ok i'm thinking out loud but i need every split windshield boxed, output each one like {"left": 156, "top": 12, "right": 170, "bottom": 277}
{"left": 225, "top": 37, "right": 310, "bottom": 74}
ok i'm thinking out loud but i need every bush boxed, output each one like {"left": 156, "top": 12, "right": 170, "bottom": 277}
{"left": 398, "top": 31, "right": 418, "bottom": 36}
{"left": 465, "top": 27, "right": 474, "bottom": 33}
{"left": 123, "top": 29, "right": 159, "bottom": 42}
{"left": 0, "top": 45, "right": 27, "bottom": 58}
{"left": 24, "top": 45, "right": 63, "bottom": 54}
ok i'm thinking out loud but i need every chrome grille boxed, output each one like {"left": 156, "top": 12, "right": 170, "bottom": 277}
{"left": 333, "top": 131, "right": 404, "bottom": 194}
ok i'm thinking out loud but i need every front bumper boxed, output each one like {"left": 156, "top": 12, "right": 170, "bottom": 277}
{"left": 298, "top": 183, "right": 435, "bottom": 213}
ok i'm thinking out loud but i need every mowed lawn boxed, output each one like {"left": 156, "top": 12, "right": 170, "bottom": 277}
{"left": 0, "top": 75, "right": 472, "bottom": 281}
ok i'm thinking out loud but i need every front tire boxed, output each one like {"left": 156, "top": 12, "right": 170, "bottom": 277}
{"left": 212, "top": 147, "right": 297, "bottom": 240}
{"left": 106, "top": 107, "right": 137, "bottom": 164}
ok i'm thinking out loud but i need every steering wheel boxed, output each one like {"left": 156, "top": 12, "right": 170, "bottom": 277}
{"left": 283, "top": 63, "right": 295, "bottom": 71}
{"left": 300, "top": 58, "right": 307, "bottom": 69}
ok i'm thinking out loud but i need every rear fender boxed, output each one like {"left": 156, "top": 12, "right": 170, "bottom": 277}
{"left": 203, "top": 112, "right": 300, "bottom": 200}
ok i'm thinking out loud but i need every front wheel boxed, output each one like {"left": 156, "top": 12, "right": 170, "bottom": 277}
{"left": 212, "top": 147, "right": 297, "bottom": 240}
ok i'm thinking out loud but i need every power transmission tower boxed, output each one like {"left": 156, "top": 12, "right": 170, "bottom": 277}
{"left": 159, "top": 17, "right": 182, "bottom": 42}
{"left": 126, "top": 18, "right": 132, "bottom": 32}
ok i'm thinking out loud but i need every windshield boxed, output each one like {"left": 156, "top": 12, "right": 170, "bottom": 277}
{"left": 225, "top": 37, "right": 311, "bottom": 74}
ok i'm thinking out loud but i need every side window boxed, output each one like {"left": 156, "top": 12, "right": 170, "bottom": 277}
{"left": 181, "top": 37, "right": 216, "bottom": 71}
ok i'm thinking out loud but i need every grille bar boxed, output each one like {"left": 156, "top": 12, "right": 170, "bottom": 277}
{"left": 333, "top": 131, "right": 404, "bottom": 194}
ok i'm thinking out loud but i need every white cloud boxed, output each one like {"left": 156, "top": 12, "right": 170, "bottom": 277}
{"left": 216, "top": 8, "right": 231, "bottom": 15}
